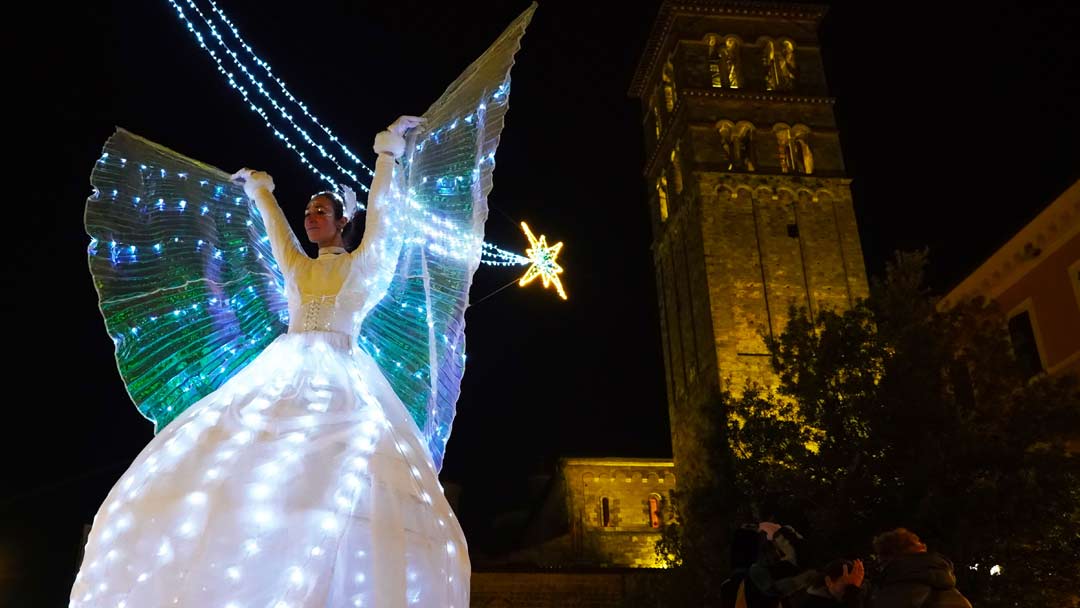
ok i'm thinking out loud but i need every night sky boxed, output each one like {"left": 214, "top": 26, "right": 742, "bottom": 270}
{"left": 4, "top": 0, "right": 1079, "bottom": 603}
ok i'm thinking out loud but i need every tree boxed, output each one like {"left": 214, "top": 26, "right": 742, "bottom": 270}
{"left": 644, "top": 251, "right": 1080, "bottom": 607}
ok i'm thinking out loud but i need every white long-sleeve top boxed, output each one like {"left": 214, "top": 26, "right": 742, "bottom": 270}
{"left": 248, "top": 131, "right": 406, "bottom": 337}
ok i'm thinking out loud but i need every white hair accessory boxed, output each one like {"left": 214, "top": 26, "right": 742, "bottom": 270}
{"left": 340, "top": 185, "right": 358, "bottom": 218}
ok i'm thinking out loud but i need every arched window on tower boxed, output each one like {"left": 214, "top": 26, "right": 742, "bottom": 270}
{"left": 671, "top": 145, "right": 684, "bottom": 194}
{"left": 734, "top": 122, "right": 756, "bottom": 171}
{"left": 651, "top": 93, "right": 663, "bottom": 139}
{"left": 718, "top": 120, "right": 756, "bottom": 172}
{"left": 791, "top": 125, "right": 814, "bottom": 174}
{"left": 662, "top": 59, "right": 677, "bottom": 112}
{"left": 706, "top": 34, "right": 724, "bottom": 88}
{"left": 778, "top": 39, "right": 797, "bottom": 90}
{"left": 601, "top": 497, "right": 612, "bottom": 527}
{"left": 774, "top": 124, "right": 813, "bottom": 174}
{"left": 717, "top": 120, "right": 735, "bottom": 170}
{"left": 722, "top": 36, "right": 742, "bottom": 89}
{"left": 707, "top": 35, "right": 743, "bottom": 89}
{"left": 774, "top": 124, "right": 793, "bottom": 173}
{"left": 657, "top": 175, "right": 670, "bottom": 222}
{"left": 648, "top": 494, "right": 663, "bottom": 528}
{"left": 761, "top": 37, "right": 797, "bottom": 91}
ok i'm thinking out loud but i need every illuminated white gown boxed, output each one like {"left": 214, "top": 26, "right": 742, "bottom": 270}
{"left": 70, "top": 136, "right": 470, "bottom": 607}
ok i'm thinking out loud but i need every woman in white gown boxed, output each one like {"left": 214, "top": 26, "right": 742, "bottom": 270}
{"left": 70, "top": 116, "right": 470, "bottom": 608}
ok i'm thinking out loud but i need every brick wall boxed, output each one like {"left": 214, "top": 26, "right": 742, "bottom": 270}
{"left": 471, "top": 571, "right": 631, "bottom": 607}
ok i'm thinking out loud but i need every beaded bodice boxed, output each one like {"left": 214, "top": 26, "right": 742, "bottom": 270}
{"left": 284, "top": 252, "right": 384, "bottom": 339}
{"left": 296, "top": 294, "right": 341, "bottom": 333}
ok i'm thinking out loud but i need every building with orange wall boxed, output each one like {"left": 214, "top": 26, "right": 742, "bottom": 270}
{"left": 941, "top": 180, "right": 1080, "bottom": 378}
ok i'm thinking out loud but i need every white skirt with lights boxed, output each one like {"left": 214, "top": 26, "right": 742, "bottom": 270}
{"left": 70, "top": 331, "right": 469, "bottom": 608}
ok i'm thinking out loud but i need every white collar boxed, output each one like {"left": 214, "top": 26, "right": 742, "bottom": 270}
{"left": 318, "top": 246, "right": 347, "bottom": 257}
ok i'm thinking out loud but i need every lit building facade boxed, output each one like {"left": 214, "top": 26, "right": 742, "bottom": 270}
{"left": 941, "top": 179, "right": 1080, "bottom": 379}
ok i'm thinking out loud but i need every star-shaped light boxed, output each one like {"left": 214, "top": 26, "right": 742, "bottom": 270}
{"left": 518, "top": 221, "right": 567, "bottom": 300}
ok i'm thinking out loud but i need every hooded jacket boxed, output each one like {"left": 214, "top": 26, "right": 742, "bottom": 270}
{"left": 871, "top": 552, "right": 972, "bottom": 608}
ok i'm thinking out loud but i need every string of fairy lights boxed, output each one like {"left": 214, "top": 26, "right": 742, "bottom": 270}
{"left": 164, "top": 0, "right": 567, "bottom": 297}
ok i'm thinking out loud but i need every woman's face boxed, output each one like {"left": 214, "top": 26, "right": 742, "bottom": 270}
{"left": 304, "top": 196, "right": 345, "bottom": 244}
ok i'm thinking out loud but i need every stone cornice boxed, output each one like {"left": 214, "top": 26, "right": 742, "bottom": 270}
{"left": 682, "top": 88, "right": 835, "bottom": 105}
{"left": 941, "top": 179, "right": 1080, "bottom": 308}
{"left": 560, "top": 457, "right": 676, "bottom": 468}
{"left": 629, "top": 0, "right": 829, "bottom": 98}
{"left": 706, "top": 173, "right": 853, "bottom": 190}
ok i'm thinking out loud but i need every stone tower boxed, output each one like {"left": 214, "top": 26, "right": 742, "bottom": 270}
{"left": 629, "top": 1, "right": 869, "bottom": 487}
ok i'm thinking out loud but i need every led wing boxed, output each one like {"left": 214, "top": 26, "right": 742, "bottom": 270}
{"left": 86, "top": 129, "right": 289, "bottom": 431}
{"left": 357, "top": 3, "right": 536, "bottom": 470}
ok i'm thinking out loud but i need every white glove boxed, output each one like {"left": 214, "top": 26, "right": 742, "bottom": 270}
{"left": 374, "top": 132, "right": 406, "bottom": 158}
{"left": 230, "top": 168, "right": 275, "bottom": 199}
{"left": 387, "top": 115, "right": 425, "bottom": 137}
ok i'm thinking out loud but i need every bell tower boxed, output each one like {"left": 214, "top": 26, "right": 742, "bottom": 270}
{"left": 629, "top": 1, "right": 869, "bottom": 487}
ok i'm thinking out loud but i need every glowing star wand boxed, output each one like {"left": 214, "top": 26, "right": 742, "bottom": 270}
{"left": 517, "top": 221, "right": 567, "bottom": 300}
